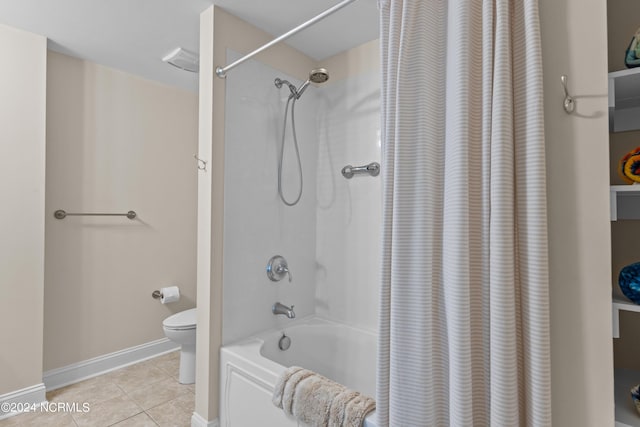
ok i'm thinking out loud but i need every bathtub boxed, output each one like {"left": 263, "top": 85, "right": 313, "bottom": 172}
{"left": 219, "top": 317, "right": 378, "bottom": 427}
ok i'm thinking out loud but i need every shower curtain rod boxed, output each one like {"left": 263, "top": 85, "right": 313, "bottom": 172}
{"left": 215, "top": 0, "right": 359, "bottom": 79}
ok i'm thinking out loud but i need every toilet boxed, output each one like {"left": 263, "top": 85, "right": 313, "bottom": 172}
{"left": 162, "top": 308, "right": 196, "bottom": 384}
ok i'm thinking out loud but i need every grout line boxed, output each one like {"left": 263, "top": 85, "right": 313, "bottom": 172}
{"left": 144, "top": 410, "right": 161, "bottom": 426}
{"left": 105, "top": 409, "right": 145, "bottom": 427}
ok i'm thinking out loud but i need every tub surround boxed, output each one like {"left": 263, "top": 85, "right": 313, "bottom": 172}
{"left": 213, "top": 13, "right": 382, "bottom": 423}
{"left": 221, "top": 49, "right": 318, "bottom": 345}
{"left": 221, "top": 38, "right": 381, "bottom": 344}
{"left": 314, "top": 39, "right": 381, "bottom": 332}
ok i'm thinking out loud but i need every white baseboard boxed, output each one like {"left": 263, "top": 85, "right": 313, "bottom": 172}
{"left": 43, "top": 338, "right": 179, "bottom": 391}
{"left": 0, "top": 383, "right": 46, "bottom": 420}
{"left": 192, "top": 412, "right": 219, "bottom": 427}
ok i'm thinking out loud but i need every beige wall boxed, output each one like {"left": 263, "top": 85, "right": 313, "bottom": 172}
{"left": 0, "top": 24, "right": 47, "bottom": 395}
{"left": 44, "top": 51, "right": 198, "bottom": 371}
{"left": 195, "top": 5, "right": 317, "bottom": 422}
{"left": 540, "top": 0, "right": 615, "bottom": 425}
{"left": 322, "top": 38, "right": 379, "bottom": 83}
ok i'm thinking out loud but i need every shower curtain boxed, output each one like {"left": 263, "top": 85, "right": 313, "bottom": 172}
{"left": 376, "top": 1, "right": 551, "bottom": 426}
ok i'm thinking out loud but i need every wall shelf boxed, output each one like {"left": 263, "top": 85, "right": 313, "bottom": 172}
{"left": 616, "top": 368, "right": 640, "bottom": 427}
{"left": 613, "top": 297, "right": 640, "bottom": 425}
{"left": 611, "top": 185, "right": 640, "bottom": 221}
{"left": 610, "top": 67, "right": 640, "bottom": 132}
{"left": 613, "top": 296, "right": 640, "bottom": 338}
{"left": 609, "top": 59, "right": 640, "bottom": 427}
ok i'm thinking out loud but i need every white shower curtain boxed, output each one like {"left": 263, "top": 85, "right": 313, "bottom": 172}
{"left": 376, "top": 1, "right": 551, "bottom": 426}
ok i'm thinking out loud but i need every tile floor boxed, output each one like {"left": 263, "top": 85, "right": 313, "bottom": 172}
{"left": 0, "top": 350, "right": 194, "bottom": 427}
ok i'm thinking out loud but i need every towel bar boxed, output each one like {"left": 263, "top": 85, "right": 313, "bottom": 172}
{"left": 54, "top": 210, "right": 137, "bottom": 220}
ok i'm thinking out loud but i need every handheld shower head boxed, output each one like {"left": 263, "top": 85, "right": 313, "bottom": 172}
{"left": 295, "top": 68, "right": 330, "bottom": 99}
{"left": 274, "top": 69, "right": 329, "bottom": 207}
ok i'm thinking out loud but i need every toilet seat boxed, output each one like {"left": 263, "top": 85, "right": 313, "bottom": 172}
{"left": 163, "top": 308, "right": 196, "bottom": 330}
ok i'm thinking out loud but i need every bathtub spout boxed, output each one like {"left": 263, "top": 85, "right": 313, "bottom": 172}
{"left": 272, "top": 302, "right": 295, "bottom": 319}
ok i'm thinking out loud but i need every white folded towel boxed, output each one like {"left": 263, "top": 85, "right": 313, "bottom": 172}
{"left": 272, "top": 366, "right": 375, "bottom": 427}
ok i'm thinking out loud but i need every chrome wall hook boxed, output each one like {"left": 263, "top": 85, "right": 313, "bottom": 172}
{"left": 194, "top": 154, "right": 207, "bottom": 172}
{"left": 560, "top": 75, "right": 575, "bottom": 114}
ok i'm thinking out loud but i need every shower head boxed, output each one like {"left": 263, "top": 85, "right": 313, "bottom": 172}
{"left": 309, "top": 68, "right": 329, "bottom": 84}
{"left": 295, "top": 68, "right": 330, "bottom": 99}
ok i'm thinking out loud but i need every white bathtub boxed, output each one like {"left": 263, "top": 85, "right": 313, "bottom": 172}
{"left": 219, "top": 317, "right": 378, "bottom": 427}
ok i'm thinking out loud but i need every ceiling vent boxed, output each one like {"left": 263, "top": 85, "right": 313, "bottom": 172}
{"left": 162, "top": 47, "right": 199, "bottom": 73}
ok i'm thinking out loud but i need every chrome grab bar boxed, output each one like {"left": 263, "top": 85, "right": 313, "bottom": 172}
{"left": 341, "top": 162, "right": 380, "bottom": 179}
{"left": 54, "top": 210, "right": 137, "bottom": 220}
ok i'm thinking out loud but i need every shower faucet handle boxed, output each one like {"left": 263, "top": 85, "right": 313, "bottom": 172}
{"left": 266, "top": 255, "right": 292, "bottom": 282}
{"left": 276, "top": 264, "right": 292, "bottom": 282}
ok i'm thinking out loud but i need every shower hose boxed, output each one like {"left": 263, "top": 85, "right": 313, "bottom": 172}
{"left": 278, "top": 94, "right": 303, "bottom": 206}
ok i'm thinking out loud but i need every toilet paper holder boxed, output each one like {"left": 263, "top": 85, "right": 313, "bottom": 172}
{"left": 152, "top": 286, "right": 180, "bottom": 304}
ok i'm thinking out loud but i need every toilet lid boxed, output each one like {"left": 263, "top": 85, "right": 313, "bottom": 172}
{"left": 163, "top": 308, "right": 196, "bottom": 330}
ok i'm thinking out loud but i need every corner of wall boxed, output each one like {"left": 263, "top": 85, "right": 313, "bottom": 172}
{"left": 539, "top": 0, "right": 614, "bottom": 425}
{"left": 0, "top": 24, "right": 47, "bottom": 397}
{"left": 194, "top": 5, "right": 218, "bottom": 424}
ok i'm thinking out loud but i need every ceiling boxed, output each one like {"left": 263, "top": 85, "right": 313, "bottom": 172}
{"left": 0, "top": 0, "right": 379, "bottom": 92}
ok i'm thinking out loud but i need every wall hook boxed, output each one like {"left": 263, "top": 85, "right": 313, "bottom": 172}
{"left": 560, "top": 75, "right": 575, "bottom": 114}
{"left": 194, "top": 154, "right": 207, "bottom": 172}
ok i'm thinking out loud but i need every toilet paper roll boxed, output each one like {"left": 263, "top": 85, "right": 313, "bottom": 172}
{"left": 160, "top": 286, "right": 180, "bottom": 304}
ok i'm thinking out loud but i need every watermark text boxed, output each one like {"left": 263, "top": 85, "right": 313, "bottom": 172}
{"left": 1, "top": 401, "right": 90, "bottom": 414}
